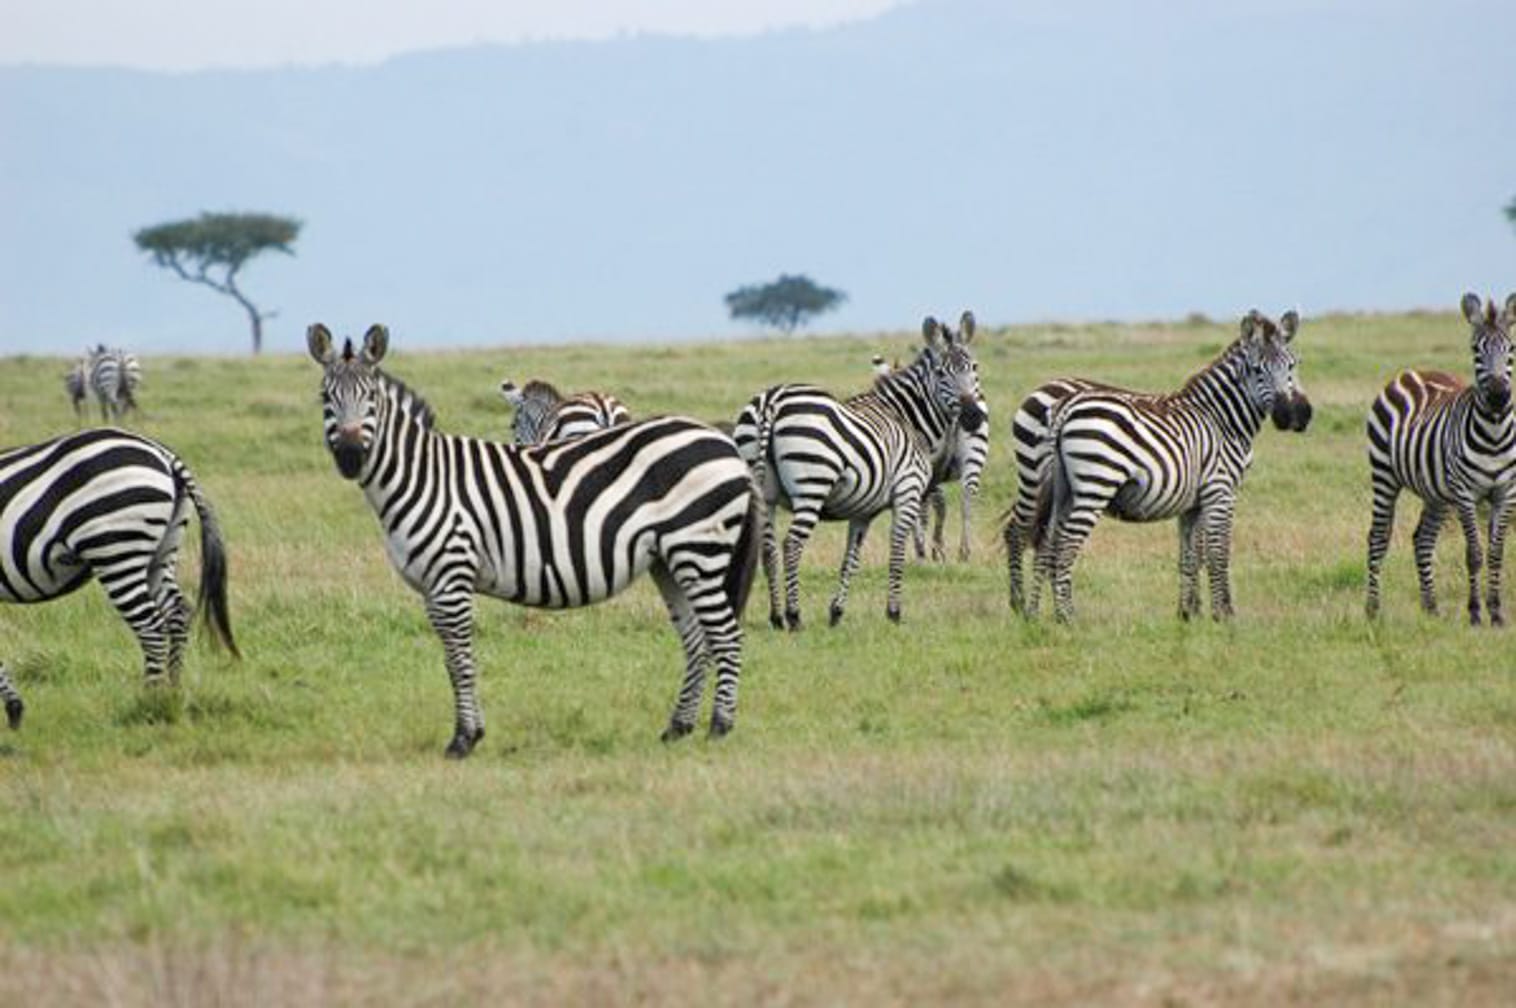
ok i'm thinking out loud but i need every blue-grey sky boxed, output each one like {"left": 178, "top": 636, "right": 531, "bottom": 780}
{"left": 3, "top": 0, "right": 904, "bottom": 69}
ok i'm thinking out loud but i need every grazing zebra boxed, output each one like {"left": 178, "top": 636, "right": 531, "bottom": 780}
{"left": 1029, "top": 310, "right": 1312, "bottom": 622}
{"left": 499, "top": 378, "right": 631, "bottom": 444}
{"left": 869, "top": 352, "right": 990, "bottom": 562}
{"left": 0, "top": 429, "right": 238, "bottom": 727}
{"left": 734, "top": 312, "right": 987, "bottom": 630}
{"left": 1365, "top": 292, "right": 1516, "bottom": 624}
{"left": 68, "top": 345, "right": 142, "bottom": 422}
{"left": 309, "top": 324, "right": 760, "bottom": 758}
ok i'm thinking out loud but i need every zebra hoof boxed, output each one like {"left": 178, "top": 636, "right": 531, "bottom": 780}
{"left": 1492, "top": 612, "right": 1506, "bottom": 629}
{"left": 444, "top": 726, "right": 484, "bottom": 759}
{"left": 886, "top": 605, "right": 901, "bottom": 625}
{"left": 785, "top": 610, "right": 803, "bottom": 632}
{"left": 828, "top": 602, "right": 845, "bottom": 627}
{"left": 708, "top": 716, "right": 733, "bottom": 739}
{"left": 661, "top": 720, "right": 694, "bottom": 743}
{"left": 5, "top": 698, "right": 21, "bottom": 730}
{"left": 769, "top": 611, "right": 785, "bottom": 630}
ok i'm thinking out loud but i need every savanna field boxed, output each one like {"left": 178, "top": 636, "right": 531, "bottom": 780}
{"left": 1, "top": 312, "right": 1513, "bottom": 1006}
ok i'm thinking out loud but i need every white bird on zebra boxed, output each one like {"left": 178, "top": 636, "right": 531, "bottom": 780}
{"left": 1028, "top": 310, "right": 1312, "bottom": 622}
{"left": 311, "top": 324, "right": 760, "bottom": 758}
{"left": 1365, "top": 292, "right": 1516, "bottom": 624}
{"left": 733, "top": 312, "right": 987, "bottom": 630}
{"left": 0, "top": 429, "right": 238, "bottom": 728}
{"left": 499, "top": 377, "right": 630, "bottom": 444}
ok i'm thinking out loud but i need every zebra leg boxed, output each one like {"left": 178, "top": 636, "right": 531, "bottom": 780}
{"left": 886, "top": 488, "right": 923, "bottom": 623}
{"left": 759, "top": 496, "right": 785, "bottom": 630}
{"left": 1005, "top": 512, "right": 1031, "bottom": 614}
{"left": 650, "top": 564, "right": 708, "bottom": 740}
{"left": 1453, "top": 501, "right": 1485, "bottom": 626}
{"left": 1050, "top": 506, "right": 1101, "bottom": 624}
{"left": 958, "top": 483, "right": 974, "bottom": 562}
{"left": 93, "top": 558, "right": 174, "bottom": 683}
{"left": 781, "top": 505, "right": 823, "bottom": 632}
{"left": 158, "top": 574, "right": 192, "bottom": 683}
{"left": 1365, "top": 481, "right": 1400, "bottom": 619}
{"left": 0, "top": 663, "right": 22, "bottom": 729}
{"left": 828, "top": 518, "right": 871, "bottom": 627}
{"left": 424, "top": 584, "right": 486, "bottom": 758}
{"left": 1201, "top": 497, "right": 1239, "bottom": 620}
{"left": 1486, "top": 495, "right": 1513, "bottom": 627}
{"left": 1177, "top": 508, "right": 1203, "bottom": 620}
{"left": 1411, "top": 501, "right": 1447, "bottom": 615}
{"left": 928, "top": 486, "right": 947, "bottom": 562}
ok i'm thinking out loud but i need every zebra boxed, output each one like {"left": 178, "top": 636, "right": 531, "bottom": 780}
{"left": 309, "top": 324, "right": 760, "bottom": 758}
{"left": 68, "top": 345, "right": 142, "bottom": 422}
{"left": 1029, "top": 310, "right": 1312, "bottom": 622}
{"left": 0, "top": 428, "right": 238, "bottom": 728}
{"left": 733, "top": 312, "right": 987, "bottom": 630}
{"left": 1365, "top": 292, "right": 1516, "bottom": 624}
{"left": 499, "top": 378, "right": 631, "bottom": 444}
{"left": 869, "top": 352, "right": 990, "bottom": 562}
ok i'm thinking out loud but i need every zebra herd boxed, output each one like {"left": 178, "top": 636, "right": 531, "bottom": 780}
{"left": 1, "top": 293, "right": 1512, "bottom": 756}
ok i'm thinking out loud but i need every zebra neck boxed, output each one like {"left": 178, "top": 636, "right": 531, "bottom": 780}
{"left": 361, "top": 381, "right": 446, "bottom": 504}
{"left": 1177, "top": 353, "right": 1265, "bottom": 443}
{"left": 1465, "top": 395, "right": 1516, "bottom": 446}
{"left": 872, "top": 365, "right": 954, "bottom": 454}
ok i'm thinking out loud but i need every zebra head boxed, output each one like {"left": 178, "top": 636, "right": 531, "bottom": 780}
{"left": 922, "top": 310, "right": 988, "bottom": 433}
{"left": 1238, "top": 310, "right": 1311, "bottom": 432}
{"left": 501, "top": 379, "right": 562, "bottom": 445}
{"left": 308, "top": 322, "right": 389, "bottom": 479}
{"left": 1461, "top": 292, "right": 1515, "bottom": 415}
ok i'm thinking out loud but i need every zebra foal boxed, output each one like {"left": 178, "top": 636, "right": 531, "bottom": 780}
{"left": 1365, "top": 292, "right": 1516, "bottom": 624}
{"left": 1030, "top": 310, "right": 1311, "bottom": 622}
{"left": 500, "top": 378, "right": 630, "bottom": 444}
{"left": 733, "top": 312, "right": 987, "bottom": 630}
{"left": 0, "top": 429, "right": 237, "bottom": 726}
{"left": 65, "top": 345, "right": 142, "bottom": 422}
{"left": 310, "top": 324, "right": 760, "bottom": 758}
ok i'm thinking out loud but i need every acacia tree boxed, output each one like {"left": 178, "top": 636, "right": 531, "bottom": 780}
{"left": 133, "top": 212, "right": 301, "bottom": 354}
{"left": 1506, "top": 195, "right": 1516, "bottom": 231}
{"left": 725, "top": 274, "right": 846, "bottom": 334}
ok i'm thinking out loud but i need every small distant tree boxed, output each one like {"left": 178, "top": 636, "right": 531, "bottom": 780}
{"left": 725, "top": 274, "right": 846, "bottom": 334}
{"left": 133, "top": 212, "right": 301, "bottom": 354}
{"left": 1506, "top": 195, "right": 1516, "bottom": 231}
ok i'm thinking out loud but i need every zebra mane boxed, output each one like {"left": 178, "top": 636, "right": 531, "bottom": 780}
{"left": 1176, "top": 337, "right": 1250, "bottom": 399}
{"left": 377, "top": 368, "right": 437, "bottom": 431}
{"left": 519, "top": 379, "right": 564, "bottom": 404}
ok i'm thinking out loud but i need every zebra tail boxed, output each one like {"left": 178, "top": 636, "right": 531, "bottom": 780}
{"left": 175, "top": 460, "right": 241, "bottom": 659}
{"left": 724, "top": 485, "right": 763, "bottom": 623}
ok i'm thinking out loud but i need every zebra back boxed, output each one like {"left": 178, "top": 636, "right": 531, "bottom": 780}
{"left": 501, "top": 377, "right": 630, "bottom": 444}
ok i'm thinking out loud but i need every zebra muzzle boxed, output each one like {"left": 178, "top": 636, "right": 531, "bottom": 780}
{"left": 1272, "top": 394, "right": 1312, "bottom": 432}
{"left": 959, "top": 400, "right": 987, "bottom": 433}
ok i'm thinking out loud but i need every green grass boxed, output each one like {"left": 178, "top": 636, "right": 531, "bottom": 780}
{"left": 1, "top": 313, "right": 1513, "bottom": 1005}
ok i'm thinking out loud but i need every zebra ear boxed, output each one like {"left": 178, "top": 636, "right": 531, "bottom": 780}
{"left": 1503, "top": 293, "right": 1516, "bottom": 325}
{"left": 361, "top": 324, "right": 389, "bottom": 364}
{"left": 1461, "top": 292, "right": 1485, "bottom": 326}
{"left": 959, "top": 310, "right": 977, "bottom": 344}
{"left": 922, "top": 316, "right": 943, "bottom": 347}
{"left": 1279, "top": 310, "right": 1300, "bottom": 342}
{"left": 306, "top": 323, "right": 335, "bottom": 364}
{"left": 1239, "top": 310, "right": 1261, "bottom": 344}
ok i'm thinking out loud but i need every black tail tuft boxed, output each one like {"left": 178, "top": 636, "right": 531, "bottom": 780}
{"left": 175, "top": 461, "right": 240, "bottom": 659}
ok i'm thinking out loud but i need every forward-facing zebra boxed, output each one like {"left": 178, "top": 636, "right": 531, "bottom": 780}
{"left": 1365, "top": 293, "right": 1516, "bottom": 624}
{"left": 868, "top": 352, "right": 990, "bottom": 561}
{"left": 310, "top": 324, "right": 760, "bottom": 758}
{"left": 733, "top": 312, "right": 987, "bottom": 630}
{"left": 1029, "top": 310, "right": 1312, "bottom": 622}
{"left": 499, "top": 378, "right": 631, "bottom": 444}
{"left": 66, "top": 345, "right": 142, "bottom": 422}
{"left": 0, "top": 429, "right": 238, "bottom": 727}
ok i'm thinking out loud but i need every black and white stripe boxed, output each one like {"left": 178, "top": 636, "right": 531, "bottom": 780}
{"left": 310, "top": 324, "right": 760, "bottom": 758}
{"left": 67, "top": 345, "right": 142, "bottom": 422}
{"left": 1365, "top": 292, "right": 1516, "bottom": 623}
{"left": 1029, "top": 310, "right": 1311, "bottom": 622}
{"left": 500, "top": 378, "right": 631, "bottom": 444}
{"left": 734, "top": 312, "right": 987, "bottom": 629}
{"left": 0, "top": 429, "right": 237, "bottom": 727}
{"left": 870, "top": 353, "right": 991, "bottom": 562}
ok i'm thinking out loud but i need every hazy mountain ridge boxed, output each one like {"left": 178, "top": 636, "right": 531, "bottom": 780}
{"left": 2, "top": 0, "right": 1513, "bottom": 353}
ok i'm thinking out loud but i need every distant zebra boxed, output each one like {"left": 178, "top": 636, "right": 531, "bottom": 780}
{"left": 0, "top": 429, "right": 238, "bottom": 728}
{"left": 734, "top": 312, "right": 987, "bottom": 630}
{"left": 869, "top": 352, "right": 990, "bottom": 562}
{"left": 1365, "top": 292, "right": 1516, "bottom": 624}
{"left": 67, "top": 345, "right": 142, "bottom": 422}
{"left": 310, "top": 324, "right": 760, "bottom": 758}
{"left": 500, "top": 378, "right": 630, "bottom": 444}
{"left": 1030, "top": 310, "right": 1311, "bottom": 622}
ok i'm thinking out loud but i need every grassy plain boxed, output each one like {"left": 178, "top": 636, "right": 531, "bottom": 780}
{"left": 0, "top": 312, "right": 1513, "bottom": 1005}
